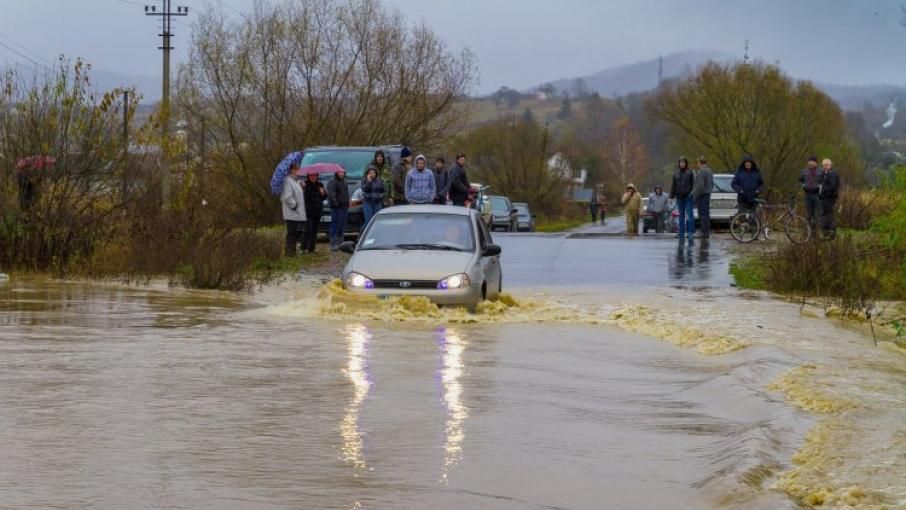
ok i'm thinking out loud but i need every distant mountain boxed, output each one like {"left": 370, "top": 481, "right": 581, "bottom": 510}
{"left": 541, "top": 50, "right": 906, "bottom": 111}
{"left": 545, "top": 50, "right": 736, "bottom": 99}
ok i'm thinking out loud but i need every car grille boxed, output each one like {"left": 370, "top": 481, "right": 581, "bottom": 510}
{"left": 371, "top": 280, "right": 438, "bottom": 290}
{"left": 712, "top": 199, "right": 737, "bottom": 209}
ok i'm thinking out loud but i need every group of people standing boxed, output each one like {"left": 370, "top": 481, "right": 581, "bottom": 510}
{"left": 281, "top": 147, "right": 472, "bottom": 255}
{"left": 622, "top": 156, "right": 715, "bottom": 237}
{"left": 621, "top": 154, "right": 840, "bottom": 240}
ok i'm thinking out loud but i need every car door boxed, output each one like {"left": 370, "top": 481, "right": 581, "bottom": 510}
{"left": 475, "top": 216, "right": 501, "bottom": 295}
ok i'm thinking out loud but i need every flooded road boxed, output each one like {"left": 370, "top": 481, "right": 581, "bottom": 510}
{"left": 1, "top": 231, "right": 904, "bottom": 509}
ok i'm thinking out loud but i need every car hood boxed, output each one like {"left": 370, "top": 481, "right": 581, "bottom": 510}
{"left": 347, "top": 250, "right": 476, "bottom": 280}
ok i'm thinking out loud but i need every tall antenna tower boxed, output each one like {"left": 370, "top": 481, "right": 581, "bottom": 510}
{"left": 743, "top": 39, "right": 750, "bottom": 64}
{"left": 657, "top": 55, "right": 663, "bottom": 84}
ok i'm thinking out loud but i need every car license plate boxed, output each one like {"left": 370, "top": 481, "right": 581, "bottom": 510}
{"left": 321, "top": 215, "right": 331, "bottom": 223}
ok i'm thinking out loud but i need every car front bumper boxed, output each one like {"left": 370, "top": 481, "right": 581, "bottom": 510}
{"left": 343, "top": 284, "right": 483, "bottom": 307}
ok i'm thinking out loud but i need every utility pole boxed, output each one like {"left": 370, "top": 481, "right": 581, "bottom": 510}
{"left": 122, "top": 90, "right": 130, "bottom": 202}
{"left": 144, "top": 1, "right": 188, "bottom": 204}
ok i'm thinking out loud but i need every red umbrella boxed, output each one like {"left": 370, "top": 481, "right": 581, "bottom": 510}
{"left": 300, "top": 163, "right": 346, "bottom": 176}
{"left": 16, "top": 155, "right": 56, "bottom": 171}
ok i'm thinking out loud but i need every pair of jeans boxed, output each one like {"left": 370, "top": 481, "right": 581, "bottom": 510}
{"left": 285, "top": 220, "right": 305, "bottom": 256}
{"left": 363, "top": 201, "right": 382, "bottom": 229}
{"left": 696, "top": 193, "right": 711, "bottom": 237}
{"left": 804, "top": 192, "right": 820, "bottom": 228}
{"left": 329, "top": 207, "right": 348, "bottom": 240}
{"left": 303, "top": 214, "right": 320, "bottom": 252}
{"left": 675, "top": 195, "right": 695, "bottom": 236}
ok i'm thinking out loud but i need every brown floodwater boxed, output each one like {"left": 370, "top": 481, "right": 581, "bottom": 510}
{"left": 0, "top": 278, "right": 810, "bottom": 509}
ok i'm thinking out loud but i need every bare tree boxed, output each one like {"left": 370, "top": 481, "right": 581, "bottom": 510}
{"left": 600, "top": 117, "right": 649, "bottom": 193}
{"left": 176, "top": 0, "right": 477, "bottom": 223}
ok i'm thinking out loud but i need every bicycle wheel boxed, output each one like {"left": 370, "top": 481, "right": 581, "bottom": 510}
{"left": 730, "top": 211, "right": 760, "bottom": 243}
{"left": 784, "top": 214, "right": 811, "bottom": 244}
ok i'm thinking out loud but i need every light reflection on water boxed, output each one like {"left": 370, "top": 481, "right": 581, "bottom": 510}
{"left": 437, "top": 327, "right": 468, "bottom": 480}
{"left": 341, "top": 324, "right": 372, "bottom": 472}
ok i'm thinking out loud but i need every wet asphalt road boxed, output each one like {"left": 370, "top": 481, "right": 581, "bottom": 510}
{"left": 494, "top": 217, "right": 733, "bottom": 289}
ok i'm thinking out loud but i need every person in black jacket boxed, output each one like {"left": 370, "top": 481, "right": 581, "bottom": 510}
{"left": 447, "top": 153, "right": 471, "bottom": 206}
{"left": 326, "top": 168, "right": 350, "bottom": 251}
{"left": 731, "top": 155, "right": 765, "bottom": 213}
{"left": 819, "top": 158, "right": 840, "bottom": 239}
{"left": 361, "top": 165, "right": 385, "bottom": 230}
{"left": 669, "top": 157, "right": 695, "bottom": 238}
{"left": 301, "top": 171, "right": 326, "bottom": 253}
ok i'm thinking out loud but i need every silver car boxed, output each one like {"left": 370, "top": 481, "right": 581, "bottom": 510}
{"left": 339, "top": 205, "right": 503, "bottom": 308}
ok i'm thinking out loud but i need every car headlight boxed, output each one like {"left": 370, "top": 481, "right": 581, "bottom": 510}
{"left": 345, "top": 272, "right": 374, "bottom": 289}
{"left": 437, "top": 273, "right": 470, "bottom": 290}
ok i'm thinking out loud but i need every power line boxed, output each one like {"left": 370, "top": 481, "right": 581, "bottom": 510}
{"left": 0, "top": 40, "right": 53, "bottom": 72}
{"left": 0, "top": 31, "right": 55, "bottom": 67}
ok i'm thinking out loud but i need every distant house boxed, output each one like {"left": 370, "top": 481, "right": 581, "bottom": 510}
{"left": 548, "top": 153, "right": 587, "bottom": 198}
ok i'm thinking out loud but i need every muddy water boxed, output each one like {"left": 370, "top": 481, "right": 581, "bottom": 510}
{"left": 0, "top": 279, "right": 804, "bottom": 509}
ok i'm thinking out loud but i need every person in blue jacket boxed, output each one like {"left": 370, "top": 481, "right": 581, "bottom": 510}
{"left": 731, "top": 155, "right": 765, "bottom": 212}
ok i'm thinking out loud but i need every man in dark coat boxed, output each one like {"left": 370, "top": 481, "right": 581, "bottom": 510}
{"left": 301, "top": 171, "right": 327, "bottom": 253}
{"left": 433, "top": 157, "right": 450, "bottom": 204}
{"left": 447, "top": 153, "right": 471, "bottom": 207}
{"left": 669, "top": 157, "right": 695, "bottom": 238}
{"left": 390, "top": 147, "right": 412, "bottom": 205}
{"left": 799, "top": 156, "right": 822, "bottom": 229}
{"left": 819, "top": 158, "right": 840, "bottom": 239}
{"left": 731, "top": 155, "right": 764, "bottom": 213}
{"left": 326, "top": 168, "right": 350, "bottom": 251}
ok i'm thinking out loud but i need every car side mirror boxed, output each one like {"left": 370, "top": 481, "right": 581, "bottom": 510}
{"left": 482, "top": 244, "right": 502, "bottom": 257}
{"left": 339, "top": 241, "right": 356, "bottom": 254}
{"left": 531, "top": 214, "right": 537, "bottom": 219}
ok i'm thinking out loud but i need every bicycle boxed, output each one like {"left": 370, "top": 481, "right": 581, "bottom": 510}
{"left": 729, "top": 196, "right": 811, "bottom": 244}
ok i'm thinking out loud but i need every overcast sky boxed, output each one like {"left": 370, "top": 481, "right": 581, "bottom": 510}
{"left": 1, "top": 0, "right": 903, "bottom": 96}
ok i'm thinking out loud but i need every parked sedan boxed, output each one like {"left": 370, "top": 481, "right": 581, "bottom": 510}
{"left": 340, "top": 205, "right": 503, "bottom": 308}
{"left": 487, "top": 195, "right": 518, "bottom": 232}
{"left": 513, "top": 202, "right": 535, "bottom": 232}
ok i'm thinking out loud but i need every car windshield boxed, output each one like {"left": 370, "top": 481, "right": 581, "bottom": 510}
{"left": 513, "top": 204, "right": 530, "bottom": 217}
{"left": 490, "top": 197, "right": 509, "bottom": 212}
{"left": 713, "top": 175, "right": 735, "bottom": 193}
{"left": 360, "top": 213, "right": 475, "bottom": 252}
{"left": 300, "top": 150, "right": 375, "bottom": 180}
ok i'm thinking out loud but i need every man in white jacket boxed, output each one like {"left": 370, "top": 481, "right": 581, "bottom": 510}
{"left": 281, "top": 163, "right": 307, "bottom": 256}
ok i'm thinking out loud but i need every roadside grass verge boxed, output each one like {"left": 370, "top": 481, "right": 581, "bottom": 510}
{"left": 535, "top": 216, "right": 586, "bottom": 233}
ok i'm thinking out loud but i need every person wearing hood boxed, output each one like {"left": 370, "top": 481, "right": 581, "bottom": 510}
{"left": 370, "top": 150, "right": 392, "bottom": 206}
{"left": 326, "top": 167, "right": 351, "bottom": 251}
{"left": 799, "top": 156, "right": 822, "bottom": 229}
{"left": 447, "top": 153, "right": 471, "bottom": 206}
{"left": 390, "top": 147, "right": 412, "bottom": 205}
{"left": 647, "top": 184, "right": 670, "bottom": 233}
{"left": 670, "top": 157, "right": 695, "bottom": 238}
{"left": 301, "top": 170, "right": 326, "bottom": 253}
{"left": 731, "top": 155, "right": 764, "bottom": 213}
{"left": 621, "top": 183, "right": 643, "bottom": 235}
{"left": 693, "top": 156, "right": 714, "bottom": 238}
{"left": 405, "top": 155, "right": 437, "bottom": 205}
{"left": 361, "top": 165, "right": 385, "bottom": 228}
{"left": 281, "top": 163, "right": 307, "bottom": 256}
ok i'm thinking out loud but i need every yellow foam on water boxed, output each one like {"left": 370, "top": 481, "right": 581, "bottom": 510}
{"left": 768, "top": 365, "right": 893, "bottom": 509}
{"left": 311, "top": 279, "right": 596, "bottom": 325}
{"left": 767, "top": 364, "right": 854, "bottom": 414}
{"left": 607, "top": 305, "right": 747, "bottom": 355}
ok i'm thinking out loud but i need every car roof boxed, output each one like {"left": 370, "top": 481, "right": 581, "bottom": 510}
{"left": 304, "top": 145, "right": 404, "bottom": 152}
{"left": 376, "top": 204, "right": 475, "bottom": 217}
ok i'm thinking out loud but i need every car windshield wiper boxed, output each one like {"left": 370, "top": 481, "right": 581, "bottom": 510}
{"left": 393, "top": 243, "right": 465, "bottom": 251}
{"left": 358, "top": 245, "right": 399, "bottom": 251}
